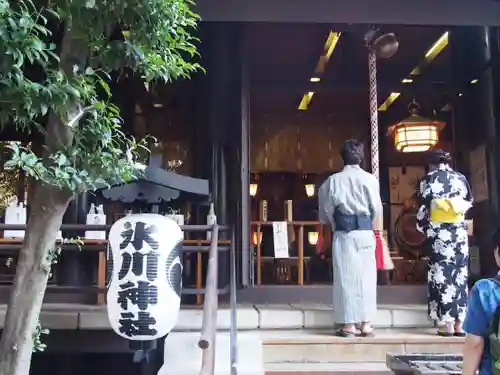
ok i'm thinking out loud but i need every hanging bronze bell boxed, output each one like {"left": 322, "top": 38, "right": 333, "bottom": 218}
{"left": 373, "top": 33, "right": 399, "bottom": 59}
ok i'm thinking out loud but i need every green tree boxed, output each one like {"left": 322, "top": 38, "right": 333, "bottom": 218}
{"left": 0, "top": 1, "right": 200, "bottom": 374}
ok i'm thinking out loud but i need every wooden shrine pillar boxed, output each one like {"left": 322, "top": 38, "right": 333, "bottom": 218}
{"left": 451, "top": 27, "right": 500, "bottom": 278}
{"left": 229, "top": 24, "right": 251, "bottom": 286}
{"left": 193, "top": 22, "right": 246, "bottom": 290}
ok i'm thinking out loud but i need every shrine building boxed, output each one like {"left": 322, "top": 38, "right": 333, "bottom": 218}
{"left": 1, "top": 1, "right": 500, "bottom": 374}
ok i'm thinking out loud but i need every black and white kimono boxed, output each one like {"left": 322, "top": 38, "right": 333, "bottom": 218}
{"left": 416, "top": 163, "right": 473, "bottom": 323}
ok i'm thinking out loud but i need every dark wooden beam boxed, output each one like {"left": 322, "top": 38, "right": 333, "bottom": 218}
{"left": 250, "top": 81, "right": 451, "bottom": 94}
{"left": 195, "top": 0, "right": 500, "bottom": 26}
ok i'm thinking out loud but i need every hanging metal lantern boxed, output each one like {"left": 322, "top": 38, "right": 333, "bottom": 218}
{"left": 389, "top": 101, "right": 445, "bottom": 153}
{"left": 107, "top": 213, "right": 183, "bottom": 341}
{"left": 252, "top": 231, "right": 263, "bottom": 246}
{"left": 304, "top": 183, "right": 315, "bottom": 197}
{"left": 249, "top": 183, "right": 258, "bottom": 197}
{"left": 249, "top": 173, "right": 259, "bottom": 197}
{"left": 308, "top": 231, "right": 319, "bottom": 245}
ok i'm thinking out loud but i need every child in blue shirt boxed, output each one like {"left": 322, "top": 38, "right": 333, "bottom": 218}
{"left": 463, "top": 228, "right": 500, "bottom": 375}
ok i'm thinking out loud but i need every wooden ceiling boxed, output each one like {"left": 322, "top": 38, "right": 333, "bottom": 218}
{"left": 246, "top": 23, "right": 452, "bottom": 119}
{"left": 141, "top": 23, "right": 457, "bottom": 131}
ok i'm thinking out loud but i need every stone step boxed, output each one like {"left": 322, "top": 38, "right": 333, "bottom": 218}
{"left": 161, "top": 331, "right": 264, "bottom": 375}
{"left": 265, "top": 362, "right": 391, "bottom": 373}
{"left": 252, "top": 304, "right": 429, "bottom": 330}
{"left": 161, "top": 329, "right": 455, "bottom": 375}
{"left": 0, "top": 303, "right": 431, "bottom": 330}
{"left": 261, "top": 329, "right": 463, "bottom": 365}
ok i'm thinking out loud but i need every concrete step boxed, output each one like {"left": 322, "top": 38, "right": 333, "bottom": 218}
{"left": 253, "top": 304, "right": 429, "bottom": 330}
{"left": 161, "top": 331, "right": 264, "bottom": 375}
{"left": 0, "top": 303, "right": 431, "bottom": 331}
{"left": 261, "top": 329, "right": 463, "bottom": 367}
{"left": 266, "top": 362, "right": 391, "bottom": 373}
{"left": 160, "top": 329, "right": 454, "bottom": 375}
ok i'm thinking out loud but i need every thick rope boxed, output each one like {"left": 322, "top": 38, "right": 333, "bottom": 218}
{"left": 368, "top": 50, "right": 379, "bottom": 180}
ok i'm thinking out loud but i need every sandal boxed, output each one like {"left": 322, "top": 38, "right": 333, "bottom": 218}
{"left": 454, "top": 322, "right": 465, "bottom": 337}
{"left": 361, "top": 329, "right": 375, "bottom": 337}
{"left": 335, "top": 329, "right": 356, "bottom": 338}
{"left": 437, "top": 322, "right": 454, "bottom": 337}
{"left": 437, "top": 329, "right": 454, "bottom": 337}
{"left": 359, "top": 322, "right": 375, "bottom": 337}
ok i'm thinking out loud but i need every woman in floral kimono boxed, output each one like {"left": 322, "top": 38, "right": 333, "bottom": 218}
{"left": 416, "top": 150, "right": 473, "bottom": 336}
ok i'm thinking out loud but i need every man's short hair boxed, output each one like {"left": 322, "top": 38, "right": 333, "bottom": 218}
{"left": 341, "top": 139, "right": 364, "bottom": 165}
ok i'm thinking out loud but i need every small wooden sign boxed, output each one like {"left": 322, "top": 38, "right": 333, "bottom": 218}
{"left": 470, "top": 145, "right": 489, "bottom": 202}
{"left": 259, "top": 200, "right": 268, "bottom": 222}
{"left": 284, "top": 200, "right": 293, "bottom": 222}
{"left": 272, "top": 221, "right": 289, "bottom": 259}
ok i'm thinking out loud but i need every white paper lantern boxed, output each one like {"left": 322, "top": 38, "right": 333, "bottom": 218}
{"left": 107, "top": 213, "right": 183, "bottom": 341}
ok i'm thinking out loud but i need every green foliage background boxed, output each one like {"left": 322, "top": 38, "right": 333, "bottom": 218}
{"left": 0, "top": 0, "right": 200, "bottom": 355}
{"left": 0, "top": 0, "right": 200, "bottom": 192}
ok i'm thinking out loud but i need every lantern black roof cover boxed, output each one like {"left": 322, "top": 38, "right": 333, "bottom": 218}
{"left": 97, "top": 155, "right": 209, "bottom": 204}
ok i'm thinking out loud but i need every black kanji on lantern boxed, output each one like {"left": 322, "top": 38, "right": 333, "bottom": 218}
{"left": 118, "top": 252, "right": 159, "bottom": 281}
{"left": 117, "top": 281, "right": 158, "bottom": 310}
{"left": 118, "top": 221, "right": 160, "bottom": 281}
{"left": 119, "top": 312, "right": 158, "bottom": 338}
{"left": 120, "top": 221, "right": 159, "bottom": 251}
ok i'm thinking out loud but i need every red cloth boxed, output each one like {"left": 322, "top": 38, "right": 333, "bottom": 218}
{"left": 316, "top": 224, "right": 324, "bottom": 253}
{"left": 375, "top": 231, "right": 384, "bottom": 270}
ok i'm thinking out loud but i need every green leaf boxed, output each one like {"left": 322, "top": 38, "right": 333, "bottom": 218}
{"left": 4, "top": 160, "right": 18, "bottom": 169}
{"left": 44, "top": 8, "right": 60, "bottom": 19}
{"left": 57, "top": 154, "right": 67, "bottom": 166}
{"left": 40, "top": 104, "right": 48, "bottom": 116}
{"left": 97, "top": 77, "right": 110, "bottom": 97}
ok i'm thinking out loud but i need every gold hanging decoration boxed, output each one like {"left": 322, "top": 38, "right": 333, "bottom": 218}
{"left": 389, "top": 101, "right": 445, "bottom": 153}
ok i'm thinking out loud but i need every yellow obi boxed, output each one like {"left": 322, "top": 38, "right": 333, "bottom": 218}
{"left": 430, "top": 197, "right": 469, "bottom": 224}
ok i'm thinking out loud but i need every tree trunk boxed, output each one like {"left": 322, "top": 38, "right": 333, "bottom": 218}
{"left": 0, "top": 19, "right": 88, "bottom": 375}
{"left": 0, "top": 183, "right": 72, "bottom": 375}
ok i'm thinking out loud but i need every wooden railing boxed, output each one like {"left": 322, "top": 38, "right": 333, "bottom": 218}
{"left": 229, "top": 229, "right": 238, "bottom": 375}
{"left": 251, "top": 220, "right": 321, "bottom": 286}
{"left": 0, "top": 224, "right": 231, "bottom": 306}
{"left": 198, "top": 224, "right": 219, "bottom": 375}
{"left": 251, "top": 220, "right": 434, "bottom": 286}
{"left": 0, "top": 223, "right": 236, "bottom": 375}
{"left": 199, "top": 225, "right": 238, "bottom": 375}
